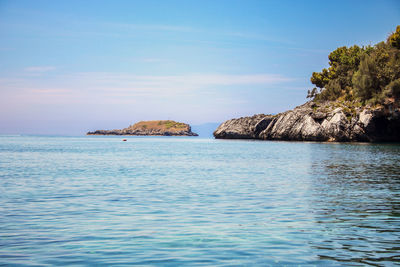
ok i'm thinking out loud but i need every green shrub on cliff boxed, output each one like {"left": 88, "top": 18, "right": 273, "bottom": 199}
{"left": 388, "top": 25, "right": 400, "bottom": 49}
{"left": 353, "top": 41, "right": 400, "bottom": 104}
{"left": 308, "top": 26, "right": 400, "bottom": 105}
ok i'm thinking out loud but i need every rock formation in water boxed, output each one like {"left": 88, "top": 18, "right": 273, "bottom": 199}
{"left": 87, "top": 120, "right": 198, "bottom": 136}
{"left": 214, "top": 100, "right": 400, "bottom": 142}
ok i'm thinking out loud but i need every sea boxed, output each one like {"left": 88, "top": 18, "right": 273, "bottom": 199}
{"left": 0, "top": 135, "right": 399, "bottom": 266}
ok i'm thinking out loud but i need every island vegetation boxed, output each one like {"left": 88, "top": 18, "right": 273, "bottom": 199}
{"left": 132, "top": 120, "right": 189, "bottom": 131}
{"left": 307, "top": 25, "right": 400, "bottom": 107}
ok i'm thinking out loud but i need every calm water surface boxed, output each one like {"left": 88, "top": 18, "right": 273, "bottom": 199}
{"left": 0, "top": 136, "right": 399, "bottom": 266}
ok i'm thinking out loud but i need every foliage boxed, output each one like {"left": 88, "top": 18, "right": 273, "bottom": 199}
{"left": 163, "top": 120, "right": 186, "bottom": 129}
{"left": 388, "top": 25, "right": 400, "bottom": 49}
{"left": 385, "top": 79, "right": 400, "bottom": 98}
{"left": 306, "top": 87, "right": 318, "bottom": 99}
{"left": 132, "top": 120, "right": 188, "bottom": 131}
{"left": 309, "top": 26, "right": 400, "bottom": 105}
{"left": 353, "top": 41, "right": 400, "bottom": 104}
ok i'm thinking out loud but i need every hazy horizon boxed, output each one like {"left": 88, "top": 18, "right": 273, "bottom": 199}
{"left": 0, "top": 122, "right": 222, "bottom": 137}
{"left": 1, "top": 0, "right": 399, "bottom": 135}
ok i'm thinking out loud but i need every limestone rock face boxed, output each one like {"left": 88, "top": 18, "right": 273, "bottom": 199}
{"left": 214, "top": 101, "right": 400, "bottom": 142}
{"left": 212, "top": 114, "right": 272, "bottom": 139}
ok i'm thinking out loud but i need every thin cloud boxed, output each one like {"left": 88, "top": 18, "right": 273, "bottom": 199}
{"left": 142, "top": 58, "right": 164, "bottom": 63}
{"left": 1, "top": 72, "right": 293, "bottom": 104}
{"left": 25, "top": 66, "right": 56, "bottom": 72}
{"left": 73, "top": 72, "right": 291, "bottom": 88}
{"left": 105, "top": 22, "right": 195, "bottom": 33}
{"left": 225, "top": 31, "right": 293, "bottom": 45}
{"left": 30, "top": 89, "right": 71, "bottom": 94}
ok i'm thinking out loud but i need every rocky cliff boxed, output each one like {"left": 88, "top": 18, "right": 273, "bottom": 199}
{"left": 88, "top": 120, "right": 198, "bottom": 136}
{"left": 214, "top": 101, "right": 400, "bottom": 142}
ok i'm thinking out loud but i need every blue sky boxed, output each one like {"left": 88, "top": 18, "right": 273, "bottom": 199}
{"left": 0, "top": 0, "right": 399, "bottom": 135}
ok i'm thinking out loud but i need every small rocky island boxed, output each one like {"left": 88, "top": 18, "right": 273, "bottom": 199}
{"left": 215, "top": 26, "right": 400, "bottom": 143}
{"left": 87, "top": 120, "right": 198, "bottom": 136}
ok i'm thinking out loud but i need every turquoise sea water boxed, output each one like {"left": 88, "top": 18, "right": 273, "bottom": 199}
{"left": 0, "top": 135, "right": 399, "bottom": 266}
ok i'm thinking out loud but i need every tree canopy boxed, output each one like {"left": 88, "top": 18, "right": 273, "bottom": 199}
{"left": 307, "top": 25, "right": 400, "bottom": 105}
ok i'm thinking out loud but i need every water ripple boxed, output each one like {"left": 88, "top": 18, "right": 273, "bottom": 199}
{"left": 0, "top": 136, "right": 399, "bottom": 265}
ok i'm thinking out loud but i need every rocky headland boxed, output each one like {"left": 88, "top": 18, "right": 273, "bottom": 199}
{"left": 215, "top": 26, "right": 400, "bottom": 142}
{"left": 214, "top": 100, "right": 400, "bottom": 142}
{"left": 87, "top": 120, "right": 198, "bottom": 136}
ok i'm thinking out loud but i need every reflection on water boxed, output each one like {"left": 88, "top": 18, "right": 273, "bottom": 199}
{"left": 309, "top": 143, "right": 400, "bottom": 265}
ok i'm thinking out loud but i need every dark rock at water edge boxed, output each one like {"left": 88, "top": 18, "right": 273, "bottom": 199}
{"left": 87, "top": 129, "right": 198, "bottom": 136}
{"left": 214, "top": 101, "right": 400, "bottom": 142}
